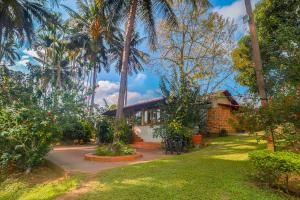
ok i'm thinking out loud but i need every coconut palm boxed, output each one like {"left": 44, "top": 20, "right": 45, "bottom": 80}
{"left": 64, "top": 0, "right": 119, "bottom": 114}
{"left": 0, "top": 0, "right": 58, "bottom": 45}
{"left": 109, "top": 31, "right": 149, "bottom": 105}
{"left": 0, "top": 38, "right": 20, "bottom": 65}
{"left": 32, "top": 24, "right": 71, "bottom": 90}
{"left": 106, "top": 0, "right": 211, "bottom": 118}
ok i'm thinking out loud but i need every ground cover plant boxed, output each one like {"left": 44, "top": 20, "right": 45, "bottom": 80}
{"left": 0, "top": 165, "right": 84, "bottom": 200}
{"left": 249, "top": 150, "right": 300, "bottom": 192}
{"left": 96, "top": 142, "right": 136, "bottom": 156}
{"left": 76, "top": 135, "right": 297, "bottom": 200}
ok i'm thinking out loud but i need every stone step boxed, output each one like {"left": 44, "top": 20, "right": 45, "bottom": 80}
{"left": 133, "top": 134, "right": 144, "bottom": 143}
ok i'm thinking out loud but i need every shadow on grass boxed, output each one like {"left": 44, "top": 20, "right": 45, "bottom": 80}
{"left": 0, "top": 165, "right": 84, "bottom": 200}
{"left": 78, "top": 135, "right": 295, "bottom": 200}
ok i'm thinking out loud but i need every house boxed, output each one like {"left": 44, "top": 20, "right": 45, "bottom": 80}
{"left": 104, "top": 90, "right": 239, "bottom": 143}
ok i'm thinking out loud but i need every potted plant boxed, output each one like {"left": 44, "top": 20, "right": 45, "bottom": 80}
{"left": 192, "top": 126, "right": 203, "bottom": 148}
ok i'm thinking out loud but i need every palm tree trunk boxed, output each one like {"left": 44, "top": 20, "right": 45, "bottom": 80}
{"left": 125, "top": 73, "right": 128, "bottom": 106}
{"left": 116, "top": 0, "right": 138, "bottom": 118}
{"left": 56, "top": 64, "right": 61, "bottom": 89}
{"left": 244, "top": 0, "right": 267, "bottom": 106}
{"left": 90, "top": 59, "right": 97, "bottom": 115}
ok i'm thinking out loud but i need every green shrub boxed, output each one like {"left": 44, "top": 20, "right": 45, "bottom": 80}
{"left": 95, "top": 142, "right": 136, "bottom": 156}
{"left": 97, "top": 118, "right": 133, "bottom": 144}
{"left": 96, "top": 146, "right": 115, "bottom": 156}
{"left": 219, "top": 128, "right": 228, "bottom": 137}
{"left": 96, "top": 117, "right": 114, "bottom": 144}
{"left": 0, "top": 107, "right": 58, "bottom": 172}
{"left": 114, "top": 119, "right": 133, "bottom": 144}
{"left": 62, "top": 120, "right": 93, "bottom": 143}
{"left": 249, "top": 150, "right": 300, "bottom": 187}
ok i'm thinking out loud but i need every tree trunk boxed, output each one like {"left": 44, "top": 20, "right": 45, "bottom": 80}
{"left": 56, "top": 64, "right": 61, "bottom": 89}
{"left": 116, "top": 0, "right": 138, "bottom": 118}
{"left": 90, "top": 59, "right": 98, "bottom": 115}
{"left": 125, "top": 73, "right": 128, "bottom": 106}
{"left": 244, "top": 0, "right": 267, "bottom": 106}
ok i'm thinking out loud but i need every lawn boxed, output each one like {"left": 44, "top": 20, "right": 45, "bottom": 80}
{"left": 0, "top": 164, "right": 83, "bottom": 200}
{"left": 78, "top": 135, "right": 298, "bottom": 200}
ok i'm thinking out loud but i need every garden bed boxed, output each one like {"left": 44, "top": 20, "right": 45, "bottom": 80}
{"left": 84, "top": 153, "right": 143, "bottom": 162}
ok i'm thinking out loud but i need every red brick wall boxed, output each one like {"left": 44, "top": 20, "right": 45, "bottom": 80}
{"left": 207, "top": 105, "right": 237, "bottom": 134}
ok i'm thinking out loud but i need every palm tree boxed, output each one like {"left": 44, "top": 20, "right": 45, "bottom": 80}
{"left": 64, "top": 0, "right": 118, "bottom": 114}
{"left": 107, "top": 0, "right": 210, "bottom": 118}
{"left": 0, "top": 38, "right": 20, "bottom": 65}
{"left": 0, "top": 0, "right": 58, "bottom": 46}
{"left": 109, "top": 31, "right": 149, "bottom": 105}
{"left": 33, "top": 25, "right": 70, "bottom": 90}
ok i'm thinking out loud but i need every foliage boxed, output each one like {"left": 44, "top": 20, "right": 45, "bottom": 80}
{"left": 219, "top": 128, "right": 228, "bottom": 137}
{"left": 97, "top": 117, "right": 114, "bottom": 144}
{"left": 232, "top": 0, "right": 300, "bottom": 94}
{"left": 157, "top": 3, "right": 236, "bottom": 94}
{"left": 61, "top": 119, "right": 94, "bottom": 143}
{"left": 0, "top": 0, "right": 59, "bottom": 66}
{"left": 97, "top": 117, "right": 133, "bottom": 144}
{"left": 155, "top": 1, "right": 236, "bottom": 145}
{"left": 95, "top": 142, "right": 136, "bottom": 156}
{"left": 0, "top": 106, "right": 58, "bottom": 171}
{"left": 154, "top": 120, "right": 193, "bottom": 140}
{"left": 113, "top": 118, "right": 133, "bottom": 144}
{"left": 233, "top": 91, "right": 300, "bottom": 151}
{"left": 249, "top": 150, "right": 300, "bottom": 188}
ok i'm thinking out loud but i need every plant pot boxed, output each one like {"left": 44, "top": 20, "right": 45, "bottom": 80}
{"left": 193, "top": 134, "right": 202, "bottom": 148}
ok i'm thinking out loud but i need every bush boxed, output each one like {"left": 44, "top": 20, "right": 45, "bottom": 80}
{"left": 115, "top": 119, "right": 133, "bottom": 144}
{"left": 96, "top": 118, "right": 114, "bottom": 144}
{"left": 62, "top": 119, "right": 94, "bottom": 143}
{"left": 154, "top": 120, "right": 194, "bottom": 151}
{"left": 249, "top": 150, "right": 300, "bottom": 187}
{"left": 95, "top": 142, "right": 136, "bottom": 156}
{"left": 0, "top": 107, "right": 58, "bottom": 172}
{"left": 97, "top": 118, "right": 133, "bottom": 144}
{"left": 219, "top": 128, "right": 228, "bottom": 137}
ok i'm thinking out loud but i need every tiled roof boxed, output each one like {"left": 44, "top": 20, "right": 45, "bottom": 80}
{"left": 103, "top": 90, "right": 239, "bottom": 116}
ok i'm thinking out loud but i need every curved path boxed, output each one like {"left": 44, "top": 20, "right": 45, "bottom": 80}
{"left": 46, "top": 145, "right": 167, "bottom": 174}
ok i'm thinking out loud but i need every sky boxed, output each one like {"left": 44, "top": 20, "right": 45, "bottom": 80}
{"left": 12, "top": 0, "right": 260, "bottom": 107}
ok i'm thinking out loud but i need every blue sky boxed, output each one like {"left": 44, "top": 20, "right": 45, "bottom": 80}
{"left": 14, "top": 0, "right": 260, "bottom": 106}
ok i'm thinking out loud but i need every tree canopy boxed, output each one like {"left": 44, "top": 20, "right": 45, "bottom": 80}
{"left": 232, "top": 0, "right": 300, "bottom": 95}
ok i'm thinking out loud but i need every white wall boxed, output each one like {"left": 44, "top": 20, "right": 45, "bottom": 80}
{"left": 133, "top": 125, "right": 162, "bottom": 142}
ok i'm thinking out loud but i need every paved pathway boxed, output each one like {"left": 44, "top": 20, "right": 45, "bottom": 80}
{"left": 47, "top": 145, "right": 167, "bottom": 174}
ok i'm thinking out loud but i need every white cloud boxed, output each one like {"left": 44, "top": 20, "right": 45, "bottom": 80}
{"left": 213, "top": 0, "right": 261, "bottom": 38}
{"left": 213, "top": 0, "right": 246, "bottom": 22}
{"left": 129, "top": 73, "right": 147, "bottom": 87}
{"left": 23, "top": 49, "right": 39, "bottom": 58}
{"left": 93, "top": 80, "right": 159, "bottom": 107}
{"left": 15, "top": 55, "right": 30, "bottom": 66}
{"left": 134, "top": 73, "right": 147, "bottom": 82}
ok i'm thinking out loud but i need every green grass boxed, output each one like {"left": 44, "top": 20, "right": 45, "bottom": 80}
{"left": 0, "top": 171, "right": 83, "bottom": 200}
{"left": 78, "top": 135, "right": 298, "bottom": 200}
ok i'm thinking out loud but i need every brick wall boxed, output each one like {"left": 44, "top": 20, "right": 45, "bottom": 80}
{"left": 207, "top": 105, "right": 237, "bottom": 134}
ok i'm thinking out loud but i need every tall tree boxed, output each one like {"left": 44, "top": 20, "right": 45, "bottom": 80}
{"left": 232, "top": 0, "right": 300, "bottom": 95}
{"left": 0, "top": 0, "right": 58, "bottom": 45}
{"left": 0, "top": 38, "right": 20, "bottom": 65}
{"left": 109, "top": 31, "right": 149, "bottom": 105}
{"left": 244, "top": 0, "right": 267, "bottom": 106}
{"left": 64, "top": 0, "right": 117, "bottom": 114}
{"left": 157, "top": 3, "right": 235, "bottom": 95}
{"left": 32, "top": 23, "right": 71, "bottom": 91}
{"left": 110, "top": 0, "right": 210, "bottom": 118}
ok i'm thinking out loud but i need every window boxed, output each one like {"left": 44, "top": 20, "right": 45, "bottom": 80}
{"left": 134, "top": 111, "right": 142, "bottom": 125}
{"left": 142, "top": 109, "right": 161, "bottom": 125}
